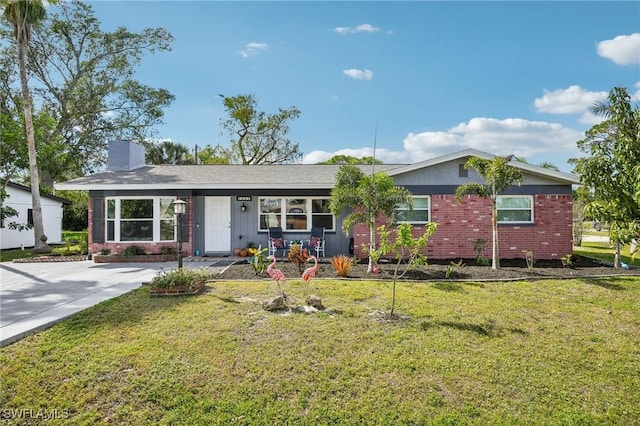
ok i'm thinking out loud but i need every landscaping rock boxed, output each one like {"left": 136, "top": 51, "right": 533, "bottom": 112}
{"left": 306, "top": 295, "right": 325, "bottom": 310}
{"left": 262, "top": 294, "right": 288, "bottom": 311}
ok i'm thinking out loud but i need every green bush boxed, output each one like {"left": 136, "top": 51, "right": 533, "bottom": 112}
{"left": 248, "top": 247, "right": 268, "bottom": 275}
{"left": 121, "top": 245, "right": 147, "bottom": 256}
{"left": 160, "top": 246, "right": 177, "bottom": 255}
{"left": 150, "top": 268, "right": 209, "bottom": 289}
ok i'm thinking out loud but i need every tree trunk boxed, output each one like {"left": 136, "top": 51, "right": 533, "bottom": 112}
{"left": 614, "top": 242, "right": 621, "bottom": 268}
{"left": 367, "top": 220, "right": 375, "bottom": 273}
{"left": 491, "top": 198, "right": 499, "bottom": 270}
{"left": 17, "top": 34, "right": 48, "bottom": 252}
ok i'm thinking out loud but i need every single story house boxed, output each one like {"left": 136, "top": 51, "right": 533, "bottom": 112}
{"left": 55, "top": 141, "right": 579, "bottom": 260}
{"left": 1, "top": 182, "right": 70, "bottom": 250}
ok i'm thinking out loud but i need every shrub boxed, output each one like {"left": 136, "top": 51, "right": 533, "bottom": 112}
{"left": 149, "top": 268, "right": 209, "bottom": 289}
{"left": 121, "top": 245, "right": 147, "bottom": 256}
{"left": 331, "top": 255, "right": 353, "bottom": 277}
{"left": 474, "top": 239, "right": 489, "bottom": 266}
{"left": 561, "top": 254, "right": 574, "bottom": 268}
{"left": 248, "top": 246, "right": 268, "bottom": 275}
{"left": 523, "top": 250, "right": 534, "bottom": 271}
{"left": 160, "top": 246, "right": 177, "bottom": 255}
{"left": 445, "top": 259, "right": 465, "bottom": 279}
{"left": 97, "top": 248, "right": 112, "bottom": 256}
{"left": 288, "top": 243, "right": 309, "bottom": 273}
{"left": 79, "top": 231, "right": 89, "bottom": 254}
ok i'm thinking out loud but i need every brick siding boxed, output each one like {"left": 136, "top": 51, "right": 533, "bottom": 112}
{"left": 353, "top": 194, "right": 573, "bottom": 260}
{"left": 88, "top": 197, "right": 193, "bottom": 256}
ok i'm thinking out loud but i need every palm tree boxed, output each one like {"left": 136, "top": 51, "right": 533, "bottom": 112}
{"left": 2, "top": 0, "right": 56, "bottom": 252}
{"left": 330, "top": 165, "right": 413, "bottom": 273}
{"left": 146, "top": 140, "right": 192, "bottom": 165}
{"left": 455, "top": 156, "right": 523, "bottom": 270}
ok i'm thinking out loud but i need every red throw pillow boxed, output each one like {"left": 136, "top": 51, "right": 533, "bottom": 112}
{"left": 271, "top": 237, "right": 284, "bottom": 248}
{"left": 310, "top": 236, "right": 321, "bottom": 248}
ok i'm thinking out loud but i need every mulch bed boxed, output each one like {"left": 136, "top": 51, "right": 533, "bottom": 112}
{"left": 217, "top": 256, "right": 640, "bottom": 282}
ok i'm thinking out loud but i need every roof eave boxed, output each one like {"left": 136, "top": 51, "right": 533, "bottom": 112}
{"left": 54, "top": 183, "right": 336, "bottom": 191}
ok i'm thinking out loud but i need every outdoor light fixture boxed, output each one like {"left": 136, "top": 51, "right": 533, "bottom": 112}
{"left": 173, "top": 199, "right": 187, "bottom": 269}
{"left": 241, "top": 203, "right": 247, "bottom": 212}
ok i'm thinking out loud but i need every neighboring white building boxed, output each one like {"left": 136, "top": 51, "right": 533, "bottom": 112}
{"left": 1, "top": 182, "right": 70, "bottom": 250}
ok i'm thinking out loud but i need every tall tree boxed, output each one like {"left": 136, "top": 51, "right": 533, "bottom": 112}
{"left": 2, "top": 0, "right": 55, "bottom": 252}
{"left": 145, "top": 140, "right": 192, "bottom": 165}
{"left": 196, "top": 144, "right": 230, "bottom": 165}
{"left": 455, "top": 156, "right": 523, "bottom": 270}
{"left": 1, "top": 0, "right": 175, "bottom": 183}
{"left": 319, "top": 155, "right": 383, "bottom": 165}
{"left": 570, "top": 86, "right": 640, "bottom": 267}
{"left": 218, "top": 94, "right": 302, "bottom": 164}
{"left": 330, "top": 165, "right": 413, "bottom": 273}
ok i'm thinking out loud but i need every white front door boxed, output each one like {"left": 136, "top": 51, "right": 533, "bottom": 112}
{"left": 204, "top": 196, "right": 231, "bottom": 253}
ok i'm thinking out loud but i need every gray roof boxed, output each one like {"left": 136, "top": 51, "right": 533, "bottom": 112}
{"left": 55, "top": 164, "right": 404, "bottom": 191}
{"left": 7, "top": 182, "right": 71, "bottom": 204}
{"left": 54, "top": 149, "right": 579, "bottom": 191}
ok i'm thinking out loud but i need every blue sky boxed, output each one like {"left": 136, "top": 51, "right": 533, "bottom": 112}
{"left": 88, "top": 1, "right": 639, "bottom": 172}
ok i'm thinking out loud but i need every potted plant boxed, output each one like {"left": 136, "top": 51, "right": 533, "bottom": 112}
{"left": 147, "top": 268, "right": 210, "bottom": 296}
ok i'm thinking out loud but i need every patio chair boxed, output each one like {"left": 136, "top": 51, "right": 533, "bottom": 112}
{"left": 307, "top": 226, "right": 325, "bottom": 257}
{"left": 268, "top": 227, "right": 288, "bottom": 257}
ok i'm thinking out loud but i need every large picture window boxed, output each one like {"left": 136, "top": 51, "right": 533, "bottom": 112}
{"left": 106, "top": 197, "right": 177, "bottom": 242}
{"left": 259, "top": 197, "right": 334, "bottom": 231}
{"left": 496, "top": 195, "right": 533, "bottom": 223}
{"left": 395, "top": 196, "right": 430, "bottom": 224}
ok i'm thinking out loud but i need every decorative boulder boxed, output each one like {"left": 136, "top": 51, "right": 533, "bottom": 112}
{"left": 306, "top": 295, "right": 325, "bottom": 310}
{"left": 262, "top": 294, "right": 288, "bottom": 311}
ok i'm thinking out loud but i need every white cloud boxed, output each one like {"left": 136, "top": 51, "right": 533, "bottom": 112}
{"left": 633, "top": 81, "right": 640, "bottom": 101}
{"left": 534, "top": 85, "right": 607, "bottom": 114}
{"left": 303, "top": 148, "right": 408, "bottom": 164}
{"left": 303, "top": 117, "right": 584, "bottom": 168}
{"left": 597, "top": 33, "right": 640, "bottom": 65}
{"left": 444, "top": 118, "right": 583, "bottom": 158}
{"left": 332, "top": 23, "right": 381, "bottom": 35}
{"left": 343, "top": 68, "right": 373, "bottom": 80}
{"left": 534, "top": 85, "right": 609, "bottom": 124}
{"left": 240, "top": 42, "right": 268, "bottom": 58}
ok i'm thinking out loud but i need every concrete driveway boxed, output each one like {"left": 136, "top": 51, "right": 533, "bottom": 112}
{"left": 0, "top": 259, "right": 205, "bottom": 347}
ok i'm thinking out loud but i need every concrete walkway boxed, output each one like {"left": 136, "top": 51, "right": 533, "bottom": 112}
{"left": 0, "top": 258, "right": 234, "bottom": 347}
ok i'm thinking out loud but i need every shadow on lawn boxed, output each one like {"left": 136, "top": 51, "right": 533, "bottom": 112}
{"left": 580, "top": 277, "right": 627, "bottom": 290}
{"left": 420, "top": 319, "right": 528, "bottom": 338}
{"left": 432, "top": 281, "right": 486, "bottom": 293}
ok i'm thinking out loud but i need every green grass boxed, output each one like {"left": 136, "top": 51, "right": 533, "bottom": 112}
{"left": 2, "top": 277, "right": 639, "bottom": 425}
{"left": 0, "top": 247, "right": 35, "bottom": 262}
{"left": 62, "top": 230, "right": 87, "bottom": 243}
{"left": 0, "top": 231, "right": 87, "bottom": 262}
{"left": 575, "top": 241, "right": 640, "bottom": 268}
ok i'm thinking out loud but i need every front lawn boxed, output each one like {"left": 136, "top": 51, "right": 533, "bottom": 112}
{"left": 574, "top": 241, "right": 640, "bottom": 268}
{"left": 1, "top": 277, "right": 639, "bottom": 424}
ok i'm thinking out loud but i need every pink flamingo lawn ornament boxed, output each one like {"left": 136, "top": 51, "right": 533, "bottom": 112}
{"left": 267, "top": 255, "right": 286, "bottom": 296}
{"left": 302, "top": 255, "right": 318, "bottom": 282}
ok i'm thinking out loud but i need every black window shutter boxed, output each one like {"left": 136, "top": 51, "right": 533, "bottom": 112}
{"left": 92, "top": 197, "right": 105, "bottom": 243}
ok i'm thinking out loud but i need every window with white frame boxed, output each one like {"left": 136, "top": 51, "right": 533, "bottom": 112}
{"left": 496, "top": 195, "right": 533, "bottom": 223}
{"left": 106, "top": 197, "right": 177, "bottom": 242}
{"left": 395, "top": 196, "right": 430, "bottom": 224}
{"left": 258, "top": 197, "right": 334, "bottom": 231}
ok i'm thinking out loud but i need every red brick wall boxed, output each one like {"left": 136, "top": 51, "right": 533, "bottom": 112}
{"left": 353, "top": 194, "right": 573, "bottom": 260}
{"left": 88, "top": 197, "right": 193, "bottom": 256}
